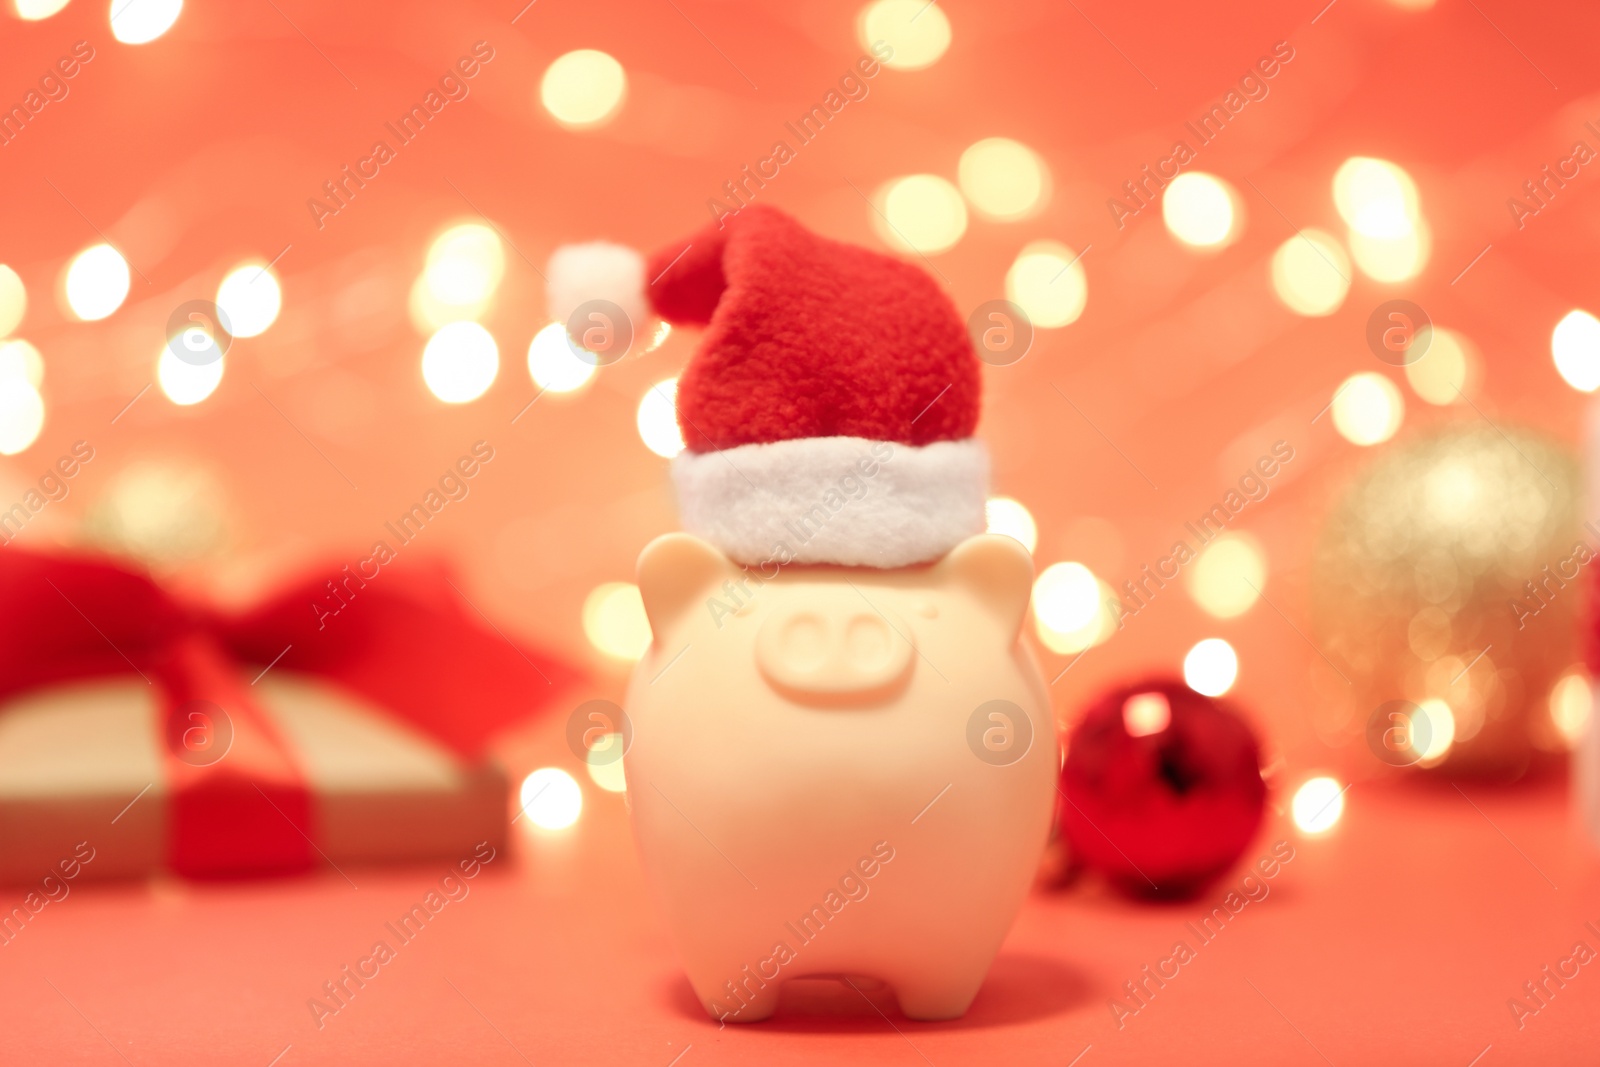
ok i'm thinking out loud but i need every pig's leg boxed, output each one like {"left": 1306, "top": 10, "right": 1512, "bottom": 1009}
{"left": 891, "top": 969, "right": 987, "bottom": 1021}
{"left": 703, "top": 985, "right": 782, "bottom": 1024}
{"left": 686, "top": 966, "right": 783, "bottom": 1024}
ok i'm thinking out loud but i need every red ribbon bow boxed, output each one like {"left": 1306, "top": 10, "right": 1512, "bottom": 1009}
{"left": 0, "top": 549, "right": 578, "bottom": 879}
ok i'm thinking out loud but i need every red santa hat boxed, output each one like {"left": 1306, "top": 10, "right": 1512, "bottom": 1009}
{"left": 546, "top": 205, "right": 987, "bottom": 568}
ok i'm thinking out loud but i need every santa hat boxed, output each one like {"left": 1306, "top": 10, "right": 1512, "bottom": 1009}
{"left": 546, "top": 205, "right": 987, "bottom": 569}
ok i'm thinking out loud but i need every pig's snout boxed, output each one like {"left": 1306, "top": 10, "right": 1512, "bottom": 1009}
{"left": 755, "top": 596, "right": 914, "bottom": 704}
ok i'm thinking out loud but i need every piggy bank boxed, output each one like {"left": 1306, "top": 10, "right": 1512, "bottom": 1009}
{"left": 545, "top": 202, "right": 1049, "bottom": 1018}
{"left": 623, "top": 532, "right": 1057, "bottom": 1022}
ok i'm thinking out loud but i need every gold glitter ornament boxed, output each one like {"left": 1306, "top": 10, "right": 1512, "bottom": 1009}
{"left": 1311, "top": 423, "right": 1579, "bottom": 779}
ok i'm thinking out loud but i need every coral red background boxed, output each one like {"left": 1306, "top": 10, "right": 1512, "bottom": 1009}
{"left": 2, "top": 0, "right": 1600, "bottom": 1062}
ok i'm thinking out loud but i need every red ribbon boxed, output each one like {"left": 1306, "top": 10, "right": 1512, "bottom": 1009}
{"left": 0, "top": 549, "right": 580, "bottom": 879}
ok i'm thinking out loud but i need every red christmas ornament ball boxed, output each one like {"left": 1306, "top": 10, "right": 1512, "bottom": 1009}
{"left": 1059, "top": 678, "right": 1266, "bottom": 897}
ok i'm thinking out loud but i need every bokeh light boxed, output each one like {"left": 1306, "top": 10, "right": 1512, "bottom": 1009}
{"left": 1348, "top": 220, "right": 1429, "bottom": 283}
{"left": 421, "top": 322, "right": 498, "bottom": 403}
{"left": 215, "top": 265, "right": 281, "bottom": 338}
{"left": 875, "top": 175, "right": 967, "bottom": 255}
{"left": 1552, "top": 309, "right": 1600, "bottom": 392}
{"left": 0, "top": 340, "right": 45, "bottom": 387}
{"left": 409, "top": 275, "right": 474, "bottom": 333}
{"left": 1183, "top": 637, "right": 1238, "bottom": 696}
{"left": 540, "top": 49, "right": 627, "bottom": 128}
{"left": 110, "top": 0, "right": 181, "bottom": 43}
{"left": 1413, "top": 698, "right": 1456, "bottom": 765}
{"left": 1162, "top": 172, "right": 1239, "bottom": 248}
{"left": 15, "top": 0, "right": 72, "bottom": 18}
{"left": 527, "top": 322, "right": 597, "bottom": 394}
{"left": 1291, "top": 776, "right": 1345, "bottom": 834}
{"left": 1331, "top": 372, "right": 1404, "bottom": 446}
{"left": 637, "top": 378, "right": 685, "bottom": 458}
{"left": 1122, "top": 691, "right": 1171, "bottom": 738}
{"left": 958, "top": 138, "right": 1049, "bottom": 221}
{"left": 1185, "top": 533, "right": 1266, "bottom": 618}
{"left": 1270, "top": 230, "right": 1350, "bottom": 316}
{"left": 644, "top": 320, "right": 673, "bottom": 353}
{"left": 857, "top": 0, "right": 951, "bottom": 70}
{"left": 1332, "top": 158, "right": 1427, "bottom": 282}
{"left": 1033, "top": 578, "right": 1115, "bottom": 655}
{"left": 157, "top": 347, "right": 223, "bottom": 406}
{"left": 64, "top": 244, "right": 130, "bottom": 321}
{"left": 1333, "top": 157, "right": 1420, "bottom": 239}
{"left": 1405, "top": 326, "right": 1476, "bottom": 405}
{"left": 583, "top": 581, "right": 652, "bottom": 660}
{"left": 585, "top": 734, "right": 628, "bottom": 793}
{"left": 1032, "top": 561, "right": 1116, "bottom": 656}
{"left": 85, "top": 461, "right": 227, "bottom": 568}
{"left": 0, "top": 377, "right": 44, "bottom": 454}
{"left": 520, "top": 768, "right": 583, "bottom": 831}
{"left": 1006, "top": 240, "right": 1087, "bottom": 329}
{"left": 1033, "top": 562, "right": 1101, "bottom": 633}
{"left": 425, "top": 223, "right": 505, "bottom": 309}
{"left": 1549, "top": 671, "right": 1591, "bottom": 749}
{"left": 985, "top": 496, "right": 1037, "bottom": 553}
{"left": 0, "top": 265, "right": 25, "bottom": 336}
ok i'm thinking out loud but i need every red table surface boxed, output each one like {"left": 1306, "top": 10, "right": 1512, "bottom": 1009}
{"left": 2, "top": 769, "right": 1596, "bottom": 1066}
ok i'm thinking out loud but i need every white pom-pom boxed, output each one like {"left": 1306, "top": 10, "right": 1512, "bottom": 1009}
{"left": 545, "top": 242, "right": 648, "bottom": 333}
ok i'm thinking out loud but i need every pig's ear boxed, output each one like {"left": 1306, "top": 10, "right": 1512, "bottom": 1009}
{"left": 636, "top": 533, "right": 735, "bottom": 635}
{"left": 934, "top": 534, "right": 1034, "bottom": 641}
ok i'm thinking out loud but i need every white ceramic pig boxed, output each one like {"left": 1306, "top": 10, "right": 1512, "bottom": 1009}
{"left": 623, "top": 531, "right": 1056, "bottom": 1022}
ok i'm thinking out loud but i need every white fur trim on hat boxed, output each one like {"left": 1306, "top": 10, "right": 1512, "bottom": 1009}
{"left": 545, "top": 242, "right": 649, "bottom": 334}
{"left": 671, "top": 436, "right": 989, "bottom": 568}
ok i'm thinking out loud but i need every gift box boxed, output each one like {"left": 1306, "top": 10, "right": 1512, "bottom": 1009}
{"left": 0, "top": 549, "right": 579, "bottom": 884}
